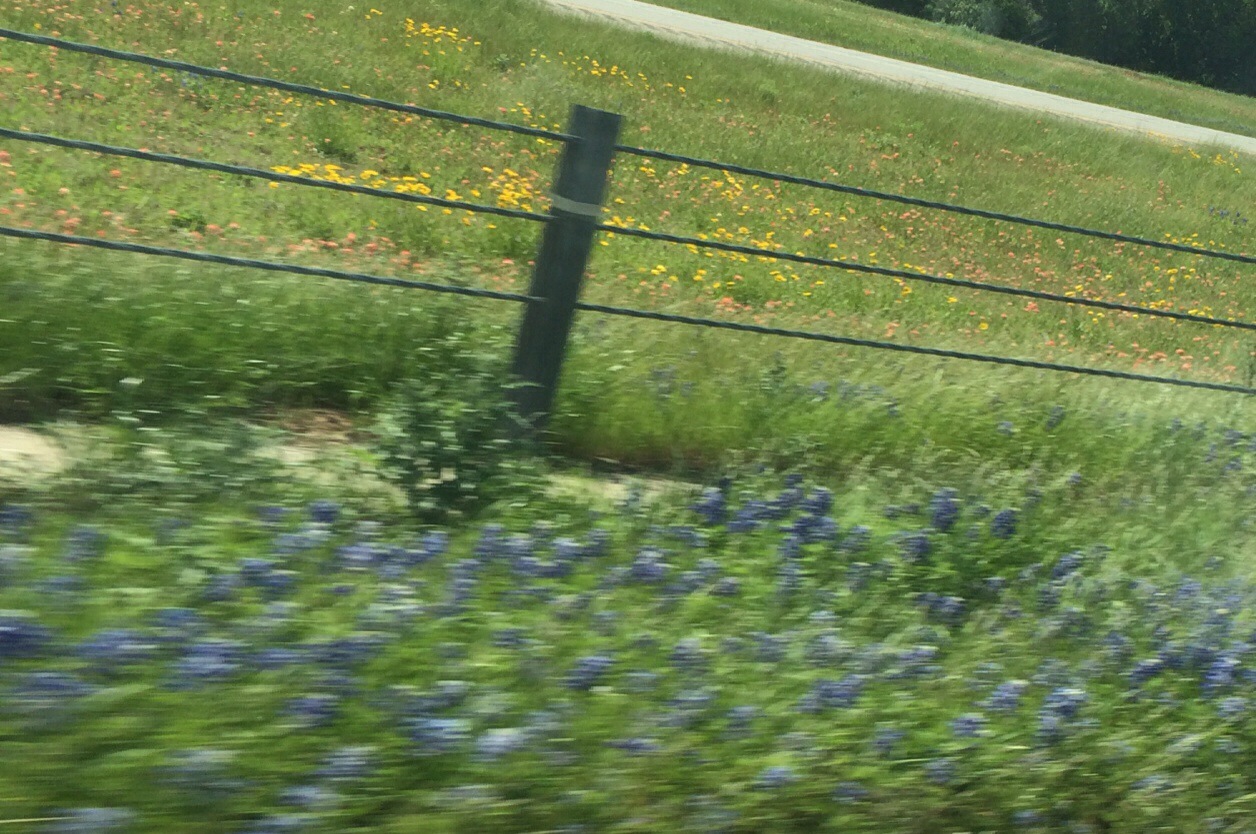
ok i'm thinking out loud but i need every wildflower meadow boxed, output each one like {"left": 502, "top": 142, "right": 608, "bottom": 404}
{"left": 0, "top": 0, "right": 1253, "bottom": 831}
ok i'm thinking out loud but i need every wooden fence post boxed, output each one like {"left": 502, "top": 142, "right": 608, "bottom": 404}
{"left": 510, "top": 104, "right": 622, "bottom": 433}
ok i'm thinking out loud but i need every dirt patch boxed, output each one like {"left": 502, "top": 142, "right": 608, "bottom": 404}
{"left": 0, "top": 426, "right": 66, "bottom": 478}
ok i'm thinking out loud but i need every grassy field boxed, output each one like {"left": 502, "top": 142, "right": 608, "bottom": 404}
{"left": 645, "top": 0, "right": 1256, "bottom": 138}
{"left": 1, "top": 0, "right": 1255, "bottom": 831}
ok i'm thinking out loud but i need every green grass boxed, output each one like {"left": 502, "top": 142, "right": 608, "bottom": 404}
{"left": 0, "top": 2, "right": 1255, "bottom": 830}
{"left": 644, "top": 0, "right": 1256, "bottom": 138}
{"left": 1, "top": 0, "right": 1252, "bottom": 459}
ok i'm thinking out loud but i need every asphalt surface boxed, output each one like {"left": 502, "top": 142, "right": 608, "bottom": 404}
{"left": 536, "top": 0, "right": 1256, "bottom": 157}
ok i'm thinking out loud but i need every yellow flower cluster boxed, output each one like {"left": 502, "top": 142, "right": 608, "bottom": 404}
{"left": 481, "top": 165, "right": 542, "bottom": 213}
{"left": 269, "top": 163, "right": 434, "bottom": 201}
{"left": 403, "top": 18, "right": 480, "bottom": 50}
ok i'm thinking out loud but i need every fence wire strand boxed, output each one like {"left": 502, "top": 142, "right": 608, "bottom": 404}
{"left": 0, "top": 28, "right": 573, "bottom": 142}
{"left": 615, "top": 144, "right": 1256, "bottom": 267}
{"left": 599, "top": 223, "right": 1256, "bottom": 332}
{"left": 0, "top": 226, "right": 536, "bottom": 303}
{"left": 574, "top": 301, "right": 1256, "bottom": 395}
{"left": 3, "top": 225, "right": 1250, "bottom": 396}
{"left": 0, "top": 128, "right": 552, "bottom": 224}
{"left": 2, "top": 26, "right": 1251, "bottom": 399}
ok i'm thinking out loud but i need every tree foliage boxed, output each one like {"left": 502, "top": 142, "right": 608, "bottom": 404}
{"left": 855, "top": 0, "right": 1256, "bottom": 94}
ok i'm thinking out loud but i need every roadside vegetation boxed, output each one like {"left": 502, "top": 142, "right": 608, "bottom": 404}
{"left": 0, "top": 1, "right": 1253, "bottom": 831}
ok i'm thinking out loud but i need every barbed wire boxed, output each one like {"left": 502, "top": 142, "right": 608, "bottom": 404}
{"left": 4, "top": 225, "right": 1250, "bottom": 395}
{"left": 0, "top": 128, "right": 551, "bottom": 224}
{"left": 599, "top": 223, "right": 1256, "bottom": 332}
{"left": 574, "top": 301, "right": 1256, "bottom": 395}
{"left": 0, "top": 28, "right": 573, "bottom": 142}
{"left": 615, "top": 144, "right": 1256, "bottom": 267}
{"left": 0, "top": 226, "right": 537, "bottom": 303}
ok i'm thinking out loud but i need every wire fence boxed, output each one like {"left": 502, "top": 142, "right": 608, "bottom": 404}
{"left": 1, "top": 27, "right": 1253, "bottom": 407}
{"left": 2, "top": 225, "right": 1250, "bottom": 397}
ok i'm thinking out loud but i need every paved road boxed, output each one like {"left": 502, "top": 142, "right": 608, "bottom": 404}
{"left": 537, "top": 0, "right": 1256, "bottom": 157}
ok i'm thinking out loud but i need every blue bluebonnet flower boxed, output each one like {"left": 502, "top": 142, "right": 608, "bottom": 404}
{"left": 984, "top": 680, "right": 1029, "bottom": 712}
{"left": 827, "top": 782, "right": 869, "bottom": 807}
{"left": 271, "top": 530, "right": 316, "bottom": 557}
{"left": 629, "top": 548, "right": 669, "bottom": 584}
{"left": 996, "top": 421, "right": 1015, "bottom": 437}
{"left": 925, "top": 757, "right": 956, "bottom": 785}
{"left": 77, "top": 629, "right": 154, "bottom": 671}
{"left": 663, "top": 688, "right": 717, "bottom": 728}
{"left": 169, "top": 639, "right": 244, "bottom": 689}
{"left": 801, "top": 486, "right": 833, "bottom": 516}
{"left": 991, "top": 509, "right": 1018, "bottom": 539}
{"left": 44, "top": 807, "right": 135, "bottom": 833}
{"left": 0, "top": 610, "right": 52, "bottom": 658}
{"left": 1131, "top": 775, "right": 1174, "bottom": 794}
{"left": 724, "top": 705, "right": 759, "bottom": 738}
{"left": 710, "top": 576, "right": 741, "bottom": 597}
{"left": 202, "top": 571, "right": 241, "bottom": 603}
{"left": 1045, "top": 405, "right": 1066, "bottom": 430}
{"left": 753, "top": 765, "right": 797, "bottom": 790}
{"left": 565, "top": 654, "right": 613, "bottom": 691}
{"left": 929, "top": 488, "right": 960, "bottom": 533}
{"left": 890, "top": 644, "right": 942, "bottom": 678}
{"left": 63, "top": 526, "right": 105, "bottom": 562}
{"left": 1217, "top": 696, "right": 1246, "bottom": 719}
{"left": 151, "top": 608, "right": 205, "bottom": 644}
{"left": 898, "top": 532, "right": 932, "bottom": 564}
{"left": 492, "top": 628, "right": 528, "bottom": 649}
{"left": 280, "top": 785, "right": 339, "bottom": 810}
{"left": 1203, "top": 654, "right": 1239, "bottom": 696}
{"left": 307, "top": 633, "right": 385, "bottom": 670}
{"left": 671, "top": 637, "right": 710, "bottom": 674}
{"left": 691, "top": 558, "right": 720, "bottom": 584}
{"left": 337, "top": 542, "right": 378, "bottom": 571}
{"left": 308, "top": 500, "right": 341, "bottom": 525}
{"left": 752, "top": 632, "right": 787, "bottom": 663}
{"left": 870, "top": 726, "right": 904, "bottom": 757}
{"left": 1099, "top": 631, "right": 1132, "bottom": 666}
{"left": 776, "top": 560, "right": 802, "bottom": 598}
{"left": 474, "top": 727, "right": 531, "bottom": 761}
{"left": 726, "top": 499, "right": 770, "bottom": 534}
{"left": 408, "top": 717, "right": 470, "bottom": 754}
{"left": 951, "top": 712, "right": 988, "bottom": 738}
{"left": 257, "top": 505, "right": 288, "bottom": 527}
{"left": 607, "top": 737, "right": 662, "bottom": 755}
{"left": 1013, "top": 809, "right": 1045, "bottom": 827}
{"left": 583, "top": 528, "right": 611, "bottom": 558}
{"left": 777, "top": 534, "right": 803, "bottom": 560}
{"left": 625, "top": 670, "right": 660, "bottom": 693}
{"left": 284, "top": 693, "right": 340, "bottom": 728}
{"left": 9, "top": 671, "right": 95, "bottom": 724}
{"left": 804, "top": 632, "right": 849, "bottom": 666}
{"left": 316, "top": 746, "right": 375, "bottom": 781}
{"left": 1037, "top": 687, "right": 1086, "bottom": 745}
{"left": 0, "top": 503, "right": 33, "bottom": 532}
{"left": 840, "top": 525, "right": 871, "bottom": 553}
{"left": 813, "top": 675, "right": 865, "bottom": 708}
{"left": 1051, "top": 551, "right": 1085, "bottom": 581}
{"left": 790, "top": 513, "right": 838, "bottom": 545}
{"left": 692, "top": 487, "right": 727, "bottom": 526}
{"left": 254, "top": 647, "right": 305, "bottom": 670}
